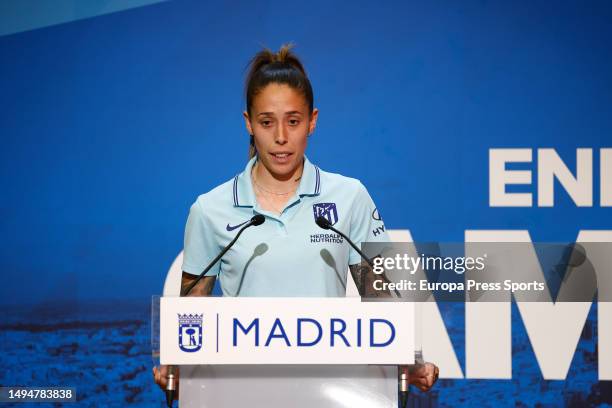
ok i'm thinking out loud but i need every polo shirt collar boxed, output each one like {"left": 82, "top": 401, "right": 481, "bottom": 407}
{"left": 233, "top": 154, "right": 321, "bottom": 207}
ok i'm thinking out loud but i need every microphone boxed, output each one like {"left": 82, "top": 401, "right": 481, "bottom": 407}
{"left": 181, "top": 214, "right": 265, "bottom": 296}
{"left": 165, "top": 214, "right": 266, "bottom": 407}
{"left": 315, "top": 216, "right": 373, "bottom": 267}
{"left": 251, "top": 214, "right": 266, "bottom": 226}
{"left": 315, "top": 215, "right": 400, "bottom": 298}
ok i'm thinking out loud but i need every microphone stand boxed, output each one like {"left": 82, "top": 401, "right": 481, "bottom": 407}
{"left": 314, "top": 216, "right": 401, "bottom": 297}
{"left": 165, "top": 214, "right": 265, "bottom": 407}
{"left": 315, "top": 216, "right": 410, "bottom": 407}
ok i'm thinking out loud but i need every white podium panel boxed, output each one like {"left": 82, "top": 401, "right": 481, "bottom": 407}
{"left": 160, "top": 297, "right": 414, "bottom": 365}
{"left": 157, "top": 296, "right": 412, "bottom": 406}
{"left": 179, "top": 364, "right": 397, "bottom": 408}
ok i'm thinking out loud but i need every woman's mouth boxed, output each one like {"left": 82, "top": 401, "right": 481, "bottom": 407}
{"left": 270, "top": 152, "right": 292, "bottom": 164}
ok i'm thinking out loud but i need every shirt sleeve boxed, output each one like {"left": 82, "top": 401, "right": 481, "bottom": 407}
{"left": 348, "top": 182, "right": 390, "bottom": 265}
{"left": 181, "top": 198, "right": 222, "bottom": 276}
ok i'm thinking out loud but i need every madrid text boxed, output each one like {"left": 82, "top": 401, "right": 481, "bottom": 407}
{"left": 232, "top": 317, "right": 396, "bottom": 348}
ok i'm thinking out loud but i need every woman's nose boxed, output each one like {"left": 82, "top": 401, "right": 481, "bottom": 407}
{"left": 275, "top": 126, "right": 288, "bottom": 144}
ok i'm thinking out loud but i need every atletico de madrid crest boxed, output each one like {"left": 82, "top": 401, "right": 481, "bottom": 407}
{"left": 178, "top": 314, "right": 203, "bottom": 352}
{"left": 313, "top": 203, "right": 339, "bottom": 226}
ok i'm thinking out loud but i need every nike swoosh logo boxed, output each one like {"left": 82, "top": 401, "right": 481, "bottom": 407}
{"left": 226, "top": 220, "right": 249, "bottom": 231}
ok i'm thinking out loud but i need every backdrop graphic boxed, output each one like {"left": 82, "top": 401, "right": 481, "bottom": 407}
{"left": 0, "top": 0, "right": 610, "bottom": 406}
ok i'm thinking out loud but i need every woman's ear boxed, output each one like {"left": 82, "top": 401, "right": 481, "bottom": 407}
{"left": 243, "top": 111, "right": 254, "bottom": 136}
{"left": 308, "top": 108, "right": 319, "bottom": 135}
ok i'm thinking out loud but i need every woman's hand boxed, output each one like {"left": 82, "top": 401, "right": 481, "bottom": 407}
{"left": 152, "top": 365, "right": 179, "bottom": 400}
{"left": 408, "top": 362, "right": 439, "bottom": 392}
{"left": 152, "top": 274, "right": 213, "bottom": 401}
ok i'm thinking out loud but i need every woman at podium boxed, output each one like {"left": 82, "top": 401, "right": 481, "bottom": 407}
{"left": 154, "top": 43, "right": 438, "bottom": 403}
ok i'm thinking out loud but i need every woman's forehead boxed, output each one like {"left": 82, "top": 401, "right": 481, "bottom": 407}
{"left": 252, "top": 83, "right": 309, "bottom": 114}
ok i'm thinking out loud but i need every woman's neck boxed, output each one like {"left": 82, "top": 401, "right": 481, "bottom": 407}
{"left": 252, "top": 157, "right": 304, "bottom": 194}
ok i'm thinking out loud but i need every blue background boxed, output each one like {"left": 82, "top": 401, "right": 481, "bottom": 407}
{"left": 0, "top": 0, "right": 610, "bottom": 406}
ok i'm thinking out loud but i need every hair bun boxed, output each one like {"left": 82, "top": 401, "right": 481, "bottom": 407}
{"left": 247, "top": 43, "right": 306, "bottom": 76}
{"left": 275, "top": 43, "right": 293, "bottom": 63}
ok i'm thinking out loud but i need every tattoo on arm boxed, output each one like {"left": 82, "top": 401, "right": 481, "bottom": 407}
{"left": 181, "top": 272, "right": 216, "bottom": 297}
{"left": 349, "top": 258, "right": 392, "bottom": 298}
{"left": 349, "top": 263, "right": 364, "bottom": 296}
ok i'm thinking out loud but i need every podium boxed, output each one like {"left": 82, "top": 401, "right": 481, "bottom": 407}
{"left": 179, "top": 364, "right": 397, "bottom": 407}
{"left": 153, "top": 296, "right": 415, "bottom": 407}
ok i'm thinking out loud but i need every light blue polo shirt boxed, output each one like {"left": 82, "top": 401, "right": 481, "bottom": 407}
{"left": 181, "top": 155, "right": 390, "bottom": 297}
